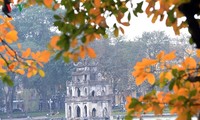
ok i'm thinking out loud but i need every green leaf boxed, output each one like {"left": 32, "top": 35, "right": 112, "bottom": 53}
{"left": 58, "top": 35, "right": 70, "bottom": 51}
{"left": 54, "top": 15, "right": 62, "bottom": 20}
{"left": 63, "top": 56, "right": 70, "bottom": 63}
{"left": 144, "top": 90, "right": 156, "bottom": 99}
{"left": 81, "top": 36, "right": 86, "bottom": 43}
{"left": 178, "top": 96, "right": 187, "bottom": 101}
{"left": 128, "top": 12, "right": 131, "bottom": 21}
{"left": 189, "top": 89, "right": 197, "bottom": 98}
{"left": 167, "top": 7, "right": 176, "bottom": 23}
{"left": 2, "top": 75, "right": 13, "bottom": 86}
{"left": 55, "top": 51, "right": 63, "bottom": 60}
{"left": 172, "top": 69, "right": 178, "bottom": 77}
{"left": 17, "top": 4, "right": 24, "bottom": 12}
{"left": 189, "top": 37, "right": 194, "bottom": 45}
{"left": 169, "top": 79, "right": 175, "bottom": 90}
{"left": 129, "top": 98, "right": 139, "bottom": 108}
{"left": 125, "top": 114, "right": 133, "bottom": 120}
{"left": 133, "top": 1, "right": 143, "bottom": 17}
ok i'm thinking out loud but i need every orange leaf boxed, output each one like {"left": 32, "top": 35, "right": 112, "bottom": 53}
{"left": 38, "top": 50, "right": 51, "bottom": 63}
{"left": 196, "top": 49, "right": 200, "bottom": 58}
{"left": 0, "top": 46, "right": 5, "bottom": 52}
{"left": 5, "top": 30, "right": 18, "bottom": 43}
{"left": 15, "top": 69, "right": 25, "bottom": 75}
{"left": 119, "top": 27, "right": 124, "bottom": 34}
{"left": 79, "top": 46, "right": 86, "bottom": 59}
{"left": 147, "top": 73, "right": 155, "bottom": 85}
{"left": 53, "top": 3, "right": 60, "bottom": 10}
{"left": 182, "top": 57, "right": 196, "bottom": 69}
{"left": 95, "top": 15, "right": 104, "bottom": 24}
{"left": 50, "top": 36, "right": 61, "bottom": 50}
{"left": 135, "top": 74, "right": 146, "bottom": 86}
{"left": 121, "top": 22, "right": 130, "bottom": 26}
{"left": 87, "top": 47, "right": 96, "bottom": 58}
{"left": 94, "top": 0, "right": 101, "bottom": 8}
{"left": 22, "top": 48, "right": 31, "bottom": 58}
{"left": 163, "top": 51, "right": 176, "bottom": 61}
{"left": 93, "top": 33, "right": 101, "bottom": 39}
{"left": 17, "top": 43, "right": 21, "bottom": 49}
{"left": 71, "top": 39, "right": 78, "bottom": 48}
{"left": 43, "top": 0, "right": 53, "bottom": 8}
{"left": 0, "top": 58, "right": 6, "bottom": 65}
{"left": 156, "top": 51, "right": 165, "bottom": 61}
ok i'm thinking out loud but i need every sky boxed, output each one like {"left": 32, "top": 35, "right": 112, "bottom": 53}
{"left": 106, "top": 1, "right": 189, "bottom": 39}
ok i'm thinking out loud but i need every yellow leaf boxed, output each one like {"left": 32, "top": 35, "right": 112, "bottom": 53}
{"left": 114, "top": 28, "right": 119, "bottom": 37}
{"left": 5, "top": 30, "right": 18, "bottom": 43}
{"left": 0, "top": 68, "right": 6, "bottom": 73}
{"left": 43, "top": 0, "right": 53, "bottom": 8}
{"left": 165, "top": 71, "right": 172, "bottom": 81}
{"left": 147, "top": 73, "right": 155, "bottom": 85}
{"left": 22, "top": 48, "right": 31, "bottom": 58}
{"left": 87, "top": 47, "right": 96, "bottom": 58}
{"left": 15, "top": 69, "right": 25, "bottom": 75}
{"left": 38, "top": 69, "right": 45, "bottom": 77}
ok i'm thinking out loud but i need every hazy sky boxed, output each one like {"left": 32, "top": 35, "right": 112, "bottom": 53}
{"left": 106, "top": 1, "right": 189, "bottom": 39}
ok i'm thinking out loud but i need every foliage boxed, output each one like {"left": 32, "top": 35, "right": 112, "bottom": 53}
{"left": 126, "top": 50, "right": 200, "bottom": 119}
{"left": 0, "top": 0, "right": 198, "bottom": 85}
{"left": 0, "top": 0, "right": 198, "bottom": 119}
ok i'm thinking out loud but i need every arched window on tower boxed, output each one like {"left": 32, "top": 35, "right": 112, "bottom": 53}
{"left": 84, "top": 105, "right": 87, "bottom": 117}
{"left": 76, "top": 106, "right": 81, "bottom": 117}
{"left": 91, "top": 90, "right": 95, "bottom": 97}
{"left": 84, "top": 88, "right": 87, "bottom": 96}
{"left": 77, "top": 88, "right": 81, "bottom": 97}
{"left": 69, "top": 106, "right": 72, "bottom": 117}
{"left": 92, "top": 108, "right": 96, "bottom": 117}
{"left": 69, "top": 89, "right": 72, "bottom": 96}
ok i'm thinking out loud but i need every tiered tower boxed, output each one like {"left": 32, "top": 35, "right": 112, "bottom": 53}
{"left": 65, "top": 60, "right": 112, "bottom": 120}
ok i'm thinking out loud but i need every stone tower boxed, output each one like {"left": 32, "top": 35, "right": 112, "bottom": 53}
{"left": 65, "top": 60, "right": 113, "bottom": 120}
